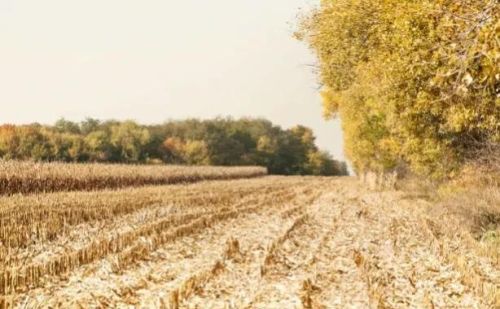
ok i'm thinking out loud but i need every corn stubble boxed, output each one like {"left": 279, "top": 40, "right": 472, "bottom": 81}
{"left": 0, "top": 169, "right": 319, "bottom": 307}
{"left": 0, "top": 166, "right": 497, "bottom": 308}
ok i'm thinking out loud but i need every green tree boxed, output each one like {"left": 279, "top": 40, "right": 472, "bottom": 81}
{"left": 85, "top": 130, "right": 113, "bottom": 162}
{"left": 80, "top": 118, "right": 101, "bottom": 135}
{"left": 54, "top": 118, "right": 81, "bottom": 134}
{"left": 110, "top": 121, "right": 151, "bottom": 163}
{"left": 17, "top": 126, "right": 53, "bottom": 161}
{"left": 0, "top": 117, "right": 348, "bottom": 176}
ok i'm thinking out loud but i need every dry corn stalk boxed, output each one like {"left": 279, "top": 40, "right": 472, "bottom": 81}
{"left": 261, "top": 214, "right": 309, "bottom": 276}
{"left": 0, "top": 161, "right": 267, "bottom": 196}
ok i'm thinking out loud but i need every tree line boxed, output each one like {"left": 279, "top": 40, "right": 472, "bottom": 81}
{"left": 298, "top": 0, "right": 498, "bottom": 178}
{"left": 0, "top": 118, "right": 348, "bottom": 176}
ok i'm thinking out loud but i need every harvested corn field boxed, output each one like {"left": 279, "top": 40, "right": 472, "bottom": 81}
{"left": 0, "top": 161, "right": 266, "bottom": 195}
{"left": 0, "top": 176, "right": 499, "bottom": 308}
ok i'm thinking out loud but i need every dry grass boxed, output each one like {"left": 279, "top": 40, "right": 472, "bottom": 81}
{"left": 396, "top": 156, "right": 500, "bottom": 307}
{"left": 423, "top": 187, "right": 500, "bottom": 307}
{"left": 0, "top": 160, "right": 267, "bottom": 195}
{"left": 430, "top": 160, "right": 500, "bottom": 265}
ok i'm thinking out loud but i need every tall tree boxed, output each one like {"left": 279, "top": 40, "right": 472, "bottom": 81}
{"left": 297, "top": 0, "right": 499, "bottom": 178}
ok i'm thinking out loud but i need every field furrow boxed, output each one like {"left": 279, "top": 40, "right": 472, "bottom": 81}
{"left": 1, "top": 186, "right": 292, "bottom": 268}
{"left": 1, "top": 188, "right": 299, "bottom": 295}
{"left": 15, "top": 183, "right": 321, "bottom": 308}
{"left": 0, "top": 175, "right": 496, "bottom": 308}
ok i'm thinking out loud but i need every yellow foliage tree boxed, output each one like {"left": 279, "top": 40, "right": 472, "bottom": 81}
{"left": 298, "top": 0, "right": 499, "bottom": 178}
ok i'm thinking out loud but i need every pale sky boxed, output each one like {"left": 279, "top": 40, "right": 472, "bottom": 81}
{"left": 0, "top": 0, "right": 346, "bottom": 161}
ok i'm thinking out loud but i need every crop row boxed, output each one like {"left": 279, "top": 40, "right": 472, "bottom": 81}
{"left": 261, "top": 214, "right": 310, "bottom": 276}
{"left": 0, "top": 185, "right": 301, "bottom": 295}
{"left": 0, "top": 161, "right": 267, "bottom": 195}
{"left": 0, "top": 191, "right": 250, "bottom": 249}
{"left": 0, "top": 183, "right": 292, "bottom": 267}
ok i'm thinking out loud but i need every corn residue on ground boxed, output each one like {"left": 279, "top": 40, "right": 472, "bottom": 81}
{"left": 0, "top": 176, "right": 498, "bottom": 308}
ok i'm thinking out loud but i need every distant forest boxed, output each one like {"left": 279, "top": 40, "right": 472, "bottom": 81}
{"left": 0, "top": 118, "right": 348, "bottom": 176}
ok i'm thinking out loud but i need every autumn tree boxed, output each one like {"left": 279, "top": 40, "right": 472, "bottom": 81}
{"left": 0, "top": 118, "right": 348, "bottom": 176}
{"left": 110, "top": 121, "right": 151, "bottom": 163}
{"left": 298, "top": 0, "right": 499, "bottom": 178}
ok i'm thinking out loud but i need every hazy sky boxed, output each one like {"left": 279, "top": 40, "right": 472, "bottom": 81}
{"left": 0, "top": 0, "right": 346, "bottom": 161}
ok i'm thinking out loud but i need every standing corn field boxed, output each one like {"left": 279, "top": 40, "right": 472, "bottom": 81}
{"left": 0, "top": 161, "right": 267, "bottom": 195}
